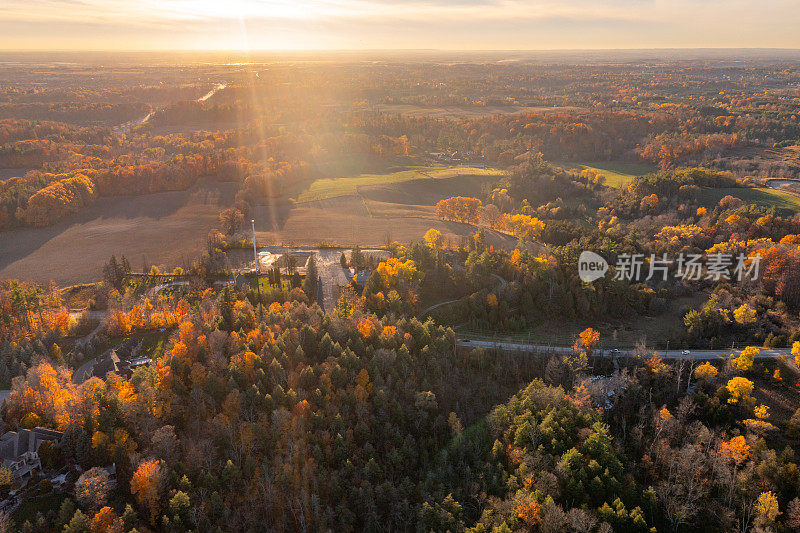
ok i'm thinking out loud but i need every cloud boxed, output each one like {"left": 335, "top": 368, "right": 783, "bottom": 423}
{"left": 0, "top": 0, "right": 798, "bottom": 50}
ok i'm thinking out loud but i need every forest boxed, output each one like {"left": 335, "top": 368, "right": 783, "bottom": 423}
{"left": 3, "top": 53, "right": 800, "bottom": 532}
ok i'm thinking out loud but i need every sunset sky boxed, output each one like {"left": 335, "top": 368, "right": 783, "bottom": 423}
{"left": 2, "top": 0, "right": 799, "bottom": 51}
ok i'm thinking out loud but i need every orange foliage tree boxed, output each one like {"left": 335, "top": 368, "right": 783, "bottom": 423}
{"left": 575, "top": 327, "right": 600, "bottom": 355}
{"left": 131, "top": 459, "right": 164, "bottom": 526}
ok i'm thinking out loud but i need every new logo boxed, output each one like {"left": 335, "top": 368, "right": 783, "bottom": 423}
{"left": 578, "top": 251, "right": 609, "bottom": 282}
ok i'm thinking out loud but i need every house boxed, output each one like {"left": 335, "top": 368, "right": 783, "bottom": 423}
{"left": 4, "top": 452, "right": 41, "bottom": 479}
{"left": 0, "top": 427, "right": 63, "bottom": 478}
{"left": 92, "top": 350, "right": 123, "bottom": 379}
{"left": 75, "top": 339, "right": 148, "bottom": 383}
{"left": 127, "top": 356, "right": 152, "bottom": 372}
{"left": 115, "top": 338, "right": 142, "bottom": 360}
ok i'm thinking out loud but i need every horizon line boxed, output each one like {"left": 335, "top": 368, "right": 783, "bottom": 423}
{"left": 3, "top": 47, "right": 800, "bottom": 53}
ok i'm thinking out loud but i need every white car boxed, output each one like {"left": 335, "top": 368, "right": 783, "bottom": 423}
{"left": 682, "top": 350, "right": 691, "bottom": 356}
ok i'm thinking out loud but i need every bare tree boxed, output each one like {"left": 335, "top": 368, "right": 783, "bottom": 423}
{"left": 656, "top": 444, "right": 710, "bottom": 531}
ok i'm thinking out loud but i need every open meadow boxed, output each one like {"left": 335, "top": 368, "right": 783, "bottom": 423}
{"left": 254, "top": 166, "right": 518, "bottom": 248}
{"left": 699, "top": 186, "right": 800, "bottom": 213}
{"left": 552, "top": 160, "right": 657, "bottom": 187}
{"left": 294, "top": 165, "right": 502, "bottom": 202}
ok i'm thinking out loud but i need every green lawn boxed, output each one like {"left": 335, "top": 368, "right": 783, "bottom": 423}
{"left": 248, "top": 276, "right": 294, "bottom": 293}
{"left": 139, "top": 330, "right": 171, "bottom": 360}
{"left": 552, "top": 160, "right": 656, "bottom": 187}
{"left": 698, "top": 187, "right": 800, "bottom": 213}
{"left": 295, "top": 165, "right": 504, "bottom": 202}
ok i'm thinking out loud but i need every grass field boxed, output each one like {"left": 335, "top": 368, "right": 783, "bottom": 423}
{"left": 295, "top": 165, "right": 504, "bottom": 202}
{"left": 253, "top": 172, "right": 524, "bottom": 250}
{"left": 699, "top": 187, "right": 800, "bottom": 213}
{"left": 552, "top": 160, "right": 656, "bottom": 187}
{"left": 0, "top": 165, "right": 510, "bottom": 285}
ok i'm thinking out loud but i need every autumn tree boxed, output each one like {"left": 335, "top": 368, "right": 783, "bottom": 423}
{"left": 726, "top": 377, "right": 754, "bottom": 404}
{"left": 720, "top": 435, "right": 750, "bottom": 505}
{"left": 92, "top": 506, "right": 124, "bottom": 533}
{"left": 755, "top": 491, "right": 780, "bottom": 527}
{"left": 131, "top": 459, "right": 164, "bottom": 525}
{"left": 693, "top": 362, "right": 718, "bottom": 381}
{"left": 732, "top": 346, "right": 758, "bottom": 372}
{"left": 17, "top": 174, "right": 95, "bottom": 227}
{"left": 435, "top": 196, "right": 482, "bottom": 224}
{"left": 498, "top": 213, "right": 545, "bottom": 241}
{"left": 219, "top": 207, "right": 244, "bottom": 236}
{"left": 75, "top": 467, "right": 114, "bottom": 512}
{"left": 424, "top": 228, "right": 443, "bottom": 249}
{"left": 575, "top": 327, "right": 600, "bottom": 355}
{"left": 733, "top": 304, "right": 756, "bottom": 325}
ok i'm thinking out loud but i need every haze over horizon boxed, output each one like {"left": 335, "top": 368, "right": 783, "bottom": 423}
{"left": 2, "top": 0, "right": 800, "bottom": 51}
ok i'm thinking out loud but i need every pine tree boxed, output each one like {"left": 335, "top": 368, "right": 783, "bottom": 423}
{"left": 303, "top": 255, "right": 319, "bottom": 301}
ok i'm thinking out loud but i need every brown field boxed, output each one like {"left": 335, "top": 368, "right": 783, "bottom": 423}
{"left": 252, "top": 175, "right": 517, "bottom": 249}
{"left": 0, "top": 168, "right": 31, "bottom": 182}
{"left": 0, "top": 171, "right": 512, "bottom": 284}
{"left": 0, "top": 181, "right": 237, "bottom": 284}
{"left": 253, "top": 195, "right": 520, "bottom": 249}
{"left": 375, "top": 103, "right": 584, "bottom": 119}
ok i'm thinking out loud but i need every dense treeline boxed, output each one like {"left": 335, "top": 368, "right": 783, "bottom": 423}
{"left": 4, "top": 283, "right": 800, "bottom": 531}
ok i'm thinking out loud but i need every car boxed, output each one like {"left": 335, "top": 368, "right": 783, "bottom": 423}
{"left": 682, "top": 350, "right": 691, "bottom": 356}
{"left": 462, "top": 339, "right": 471, "bottom": 343}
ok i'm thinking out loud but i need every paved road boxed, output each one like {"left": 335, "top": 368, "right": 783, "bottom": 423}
{"left": 69, "top": 310, "right": 109, "bottom": 345}
{"left": 113, "top": 82, "right": 226, "bottom": 134}
{"left": 457, "top": 338, "right": 793, "bottom": 360}
{"left": 315, "top": 249, "right": 352, "bottom": 313}
{"left": 70, "top": 310, "right": 110, "bottom": 383}
{"left": 146, "top": 280, "right": 189, "bottom": 299}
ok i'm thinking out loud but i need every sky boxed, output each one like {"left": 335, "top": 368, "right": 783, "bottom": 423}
{"left": 1, "top": 0, "right": 799, "bottom": 51}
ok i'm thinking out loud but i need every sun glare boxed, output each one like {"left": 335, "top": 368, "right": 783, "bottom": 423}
{"left": 156, "top": 0, "right": 319, "bottom": 20}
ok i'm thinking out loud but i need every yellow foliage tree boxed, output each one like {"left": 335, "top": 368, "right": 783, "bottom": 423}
{"left": 733, "top": 304, "right": 756, "bottom": 325}
{"left": 424, "top": 228, "right": 443, "bottom": 248}
{"left": 694, "top": 362, "right": 718, "bottom": 380}
{"left": 726, "top": 376, "right": 754, "bottom": 404}
{"left": 498, "top": 213, "right": 545, "bottom": 241}
{"left": 0, "top": 467, "right": 12, "bottom": 490}
{"left": 376, "top": 258, "right": 417, "bottom": 290}
{"left": 435, "top": 196, "right": 483, "bottom": 224}
{"left": 755, "top": 491, "right": 780, "bottom": 526}
{"left": 732, "top": 346, "right": 759, "bottom": 372}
